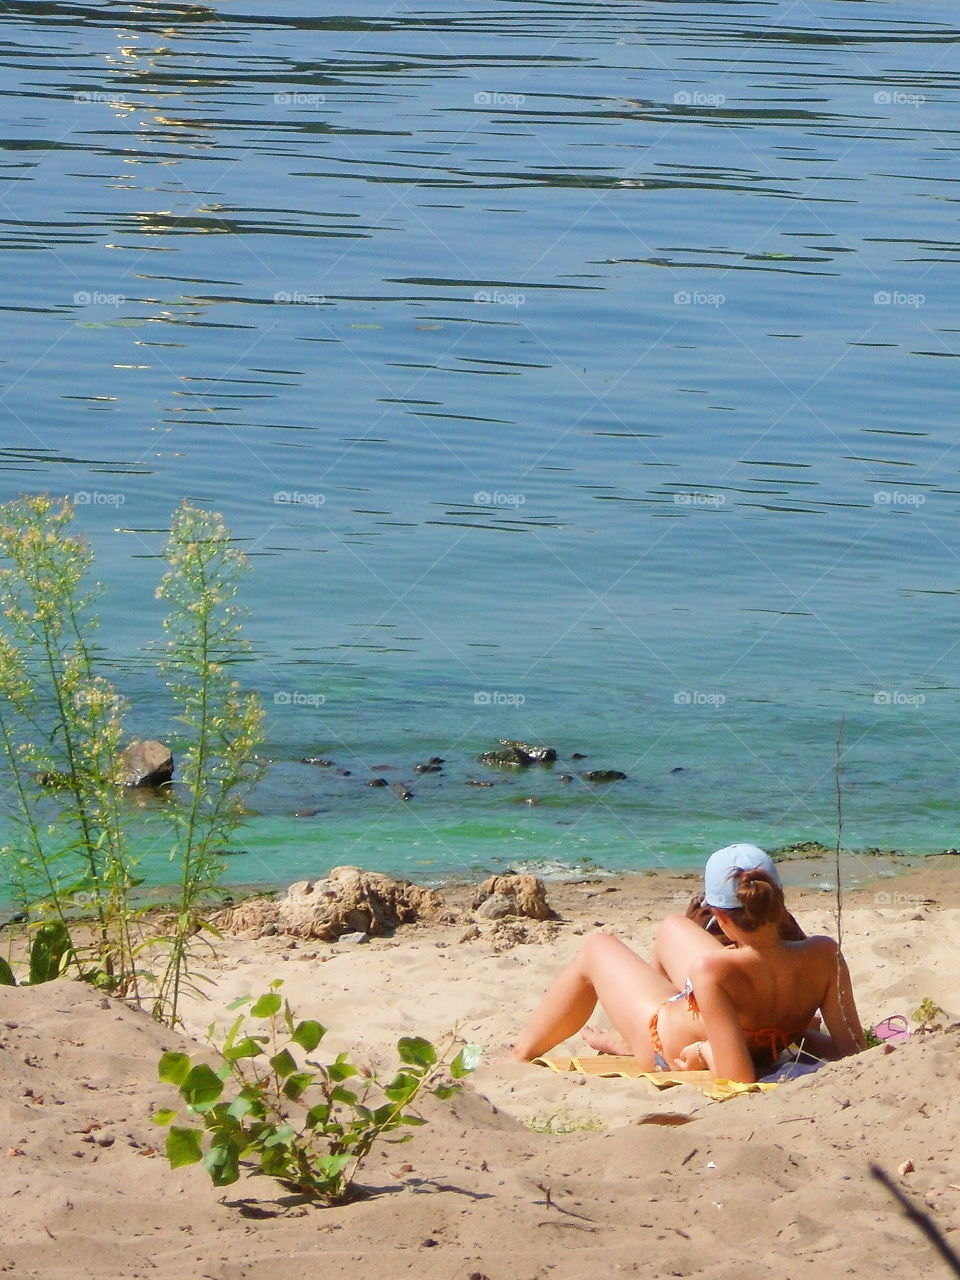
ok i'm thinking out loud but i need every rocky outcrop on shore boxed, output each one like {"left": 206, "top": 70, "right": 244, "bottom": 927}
{"left": 210, "top": 865, "right": 445, "bottom": 941}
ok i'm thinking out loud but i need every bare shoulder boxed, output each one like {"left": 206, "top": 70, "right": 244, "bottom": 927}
{"left": 798, "top": 934, "right": 840, "bottom": 959}
{"left": 688, "top": 948, "right": 741, "bottom": 985}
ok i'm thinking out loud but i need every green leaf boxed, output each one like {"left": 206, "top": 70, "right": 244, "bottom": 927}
{"left": 263, "top": 1122, "right": 297, "bottom": 1149}
{"left": 305, "top": 1103, "right": 330, "bottom": 1129}
{"left": 0, "top": 958, "right": 16, "bottom": 987}
{"left": 182, "top": 1063, "right": 224, "bottom": 1111}
{"left": 226, "top": 994, "right": 253, "bottom": 1011}
{"left": 282, "top": 1071, "right": 314, "bottom": 1102}
{"left": 315, "top": 1152, "right": 351, "bottom": 1179}
{"left": 291, "top": 1019, "right": 325, "bottom": 1052}
{"left": 432, "top": 1084, "right": 459, "bottom": 1100}
{"left": 330, "top": 1085, "right": 358, "bottom": 1106}
{"left": 151, "top": 1108, "right": 178, "bottom": 1126}
{"left": 451, "top": 1043, "right": 482, "bottom": 1078}
{"left": 28, "top": 921, "right": 71, "bottom": 985}
{"left": 371, "top": 1102, "right": 402, "bottom": 1126}
{"left": 227, "top": 1094, "right": 256, "bottom": 1121}
{"left": 397, "top": 1037, "right": 436, "bottom": 1070}
{"left": 269, "top": 1048, "right": 297, "bottom": 1079}
{"left": 383, "top": 1077, "right": 418, "bottom": 1105}
{"left": 224, "top": 1037, "right": 264, "bottom": 1061}
{"left": 203, "top": 1141, "right": 240, "bottom": 1186}
{"left": 166, "top": 1126, "right": 203, "bottom": 1169}
{"left": 327, "top": 1058, "right": 357, "bottom": 1082}
{"left": 250, "top": 992, "right": 282, "bottom": 1019}
{"left": 220, "top": 1013, "right": 245, "bottom": 1055}
{"left": 259, "top": 1144, "right": 293, "bottom": 1178}
{"left": 158, "top": 1051, "right": 192, "bottom": 1086}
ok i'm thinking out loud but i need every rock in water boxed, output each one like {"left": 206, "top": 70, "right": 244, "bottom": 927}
{"left": 583, "top": 769, "right": 627, "bottom": 783}
{"left": 479, "top": 740, "right": 558, "bottom": 768}
{"left": 472, "top": 874, "right": 556, "bottom": 920}
{"left": 500, "top": 739, "right": 557, "bottom": 763}
{"left": 116, "top": 740, "right": 174, "bottom": 788}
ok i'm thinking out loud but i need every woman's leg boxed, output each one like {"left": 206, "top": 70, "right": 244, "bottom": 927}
{"left": 651, "top": 914, "right": 726, "bottom": 986}
{"left": 510, "top": 933, "right": 676, "bottom": 1067}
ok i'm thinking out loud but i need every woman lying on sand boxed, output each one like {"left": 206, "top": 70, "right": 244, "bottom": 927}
{"left": 511, "top": 844, "right": 866, "bottom": 1083}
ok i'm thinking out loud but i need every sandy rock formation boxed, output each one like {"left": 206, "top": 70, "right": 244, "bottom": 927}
{"left": 472, "top": 874, "right": 556, "bottom": 921}
{"left": 211, "top": 866, "right": 443, "bottom": 941}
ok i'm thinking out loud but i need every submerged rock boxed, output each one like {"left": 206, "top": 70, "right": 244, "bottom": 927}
{"left": 391, "top": 782, "right": 414, "bottom": 801}
{"left": 116, "top": 740, "right": 174, "bottom": 788}
{"left": 472, "top": 873, "right": 556, "bottom": 921}
{"left": 771, "top": 841, "right": 833, "bottom": 858}
{"left": 582, "top": 769, "right": 627, "bottom": 783}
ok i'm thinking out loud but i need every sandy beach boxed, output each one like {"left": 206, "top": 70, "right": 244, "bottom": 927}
{"left": 1, "top": 860, "right": 958, "bottom": 1279}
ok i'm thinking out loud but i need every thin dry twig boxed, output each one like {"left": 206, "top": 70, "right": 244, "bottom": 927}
{"left": 870, "top": 1163, "right": 960, "bottom": 1277}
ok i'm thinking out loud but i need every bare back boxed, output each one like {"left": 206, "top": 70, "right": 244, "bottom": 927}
{"left": 656, "top": 934, "right": 851, "bottom": 1071}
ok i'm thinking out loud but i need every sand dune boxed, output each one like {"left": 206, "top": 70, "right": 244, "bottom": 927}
{"left": 1, "top": 865, "right": 957, "bottom": 1279}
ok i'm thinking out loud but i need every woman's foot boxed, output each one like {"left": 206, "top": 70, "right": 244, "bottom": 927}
{"left": 581, "top": 1024, "right": 631, "bottom": 1055}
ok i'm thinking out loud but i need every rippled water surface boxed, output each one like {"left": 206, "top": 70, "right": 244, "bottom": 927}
{"left": 1, "top": 1, "right": 959, "bottom": 890}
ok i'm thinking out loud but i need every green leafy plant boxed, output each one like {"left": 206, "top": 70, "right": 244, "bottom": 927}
{"left": 911, "top": 996, "right": 946, "bottom": 1033}
{"left": 153, "top": 981, "right": 481, "bottom": 1204}
{"left": 0, "top": 920, "right": 72, "bottom": 987}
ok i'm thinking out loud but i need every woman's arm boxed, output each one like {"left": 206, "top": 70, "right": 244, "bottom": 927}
{"left": 817, "top": 942, "right": 867, "bottom": 1058}
{"left": 687, "top": 955, "right": 757, "bottom": 1083}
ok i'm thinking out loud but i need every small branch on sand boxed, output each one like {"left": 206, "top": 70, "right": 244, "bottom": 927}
{"left": 870, "top": 1163, "right": 960, "bottom": 1277}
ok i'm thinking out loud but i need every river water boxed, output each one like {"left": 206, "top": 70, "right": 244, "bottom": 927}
{"left": 1, "top": 1, "right": 958, "bottom": 893}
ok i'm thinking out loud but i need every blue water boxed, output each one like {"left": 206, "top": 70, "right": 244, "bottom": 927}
{"left": 1, "top": 0, "right": 959, "bottom": 895}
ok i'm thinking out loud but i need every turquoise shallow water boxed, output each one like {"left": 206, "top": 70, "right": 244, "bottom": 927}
{"left": 1, "top": 1, "right": 959, "bottom": 896}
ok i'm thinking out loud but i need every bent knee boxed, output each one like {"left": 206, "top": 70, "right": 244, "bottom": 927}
{"left": 653, "top": 913, "right": 696, "bottom": 949}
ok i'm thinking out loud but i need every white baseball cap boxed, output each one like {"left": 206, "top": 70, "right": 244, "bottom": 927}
{"left": 703, "top": 843, "right": 781, "bottom": 910}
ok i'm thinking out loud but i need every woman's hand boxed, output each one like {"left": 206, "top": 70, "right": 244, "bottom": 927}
{"left": 673, "top": 1040, "right": 712, "bottom": 1071}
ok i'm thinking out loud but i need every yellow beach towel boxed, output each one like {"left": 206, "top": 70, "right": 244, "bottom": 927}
{"left": 532, "top": 1055, "right": 779, "bottom": 1102}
